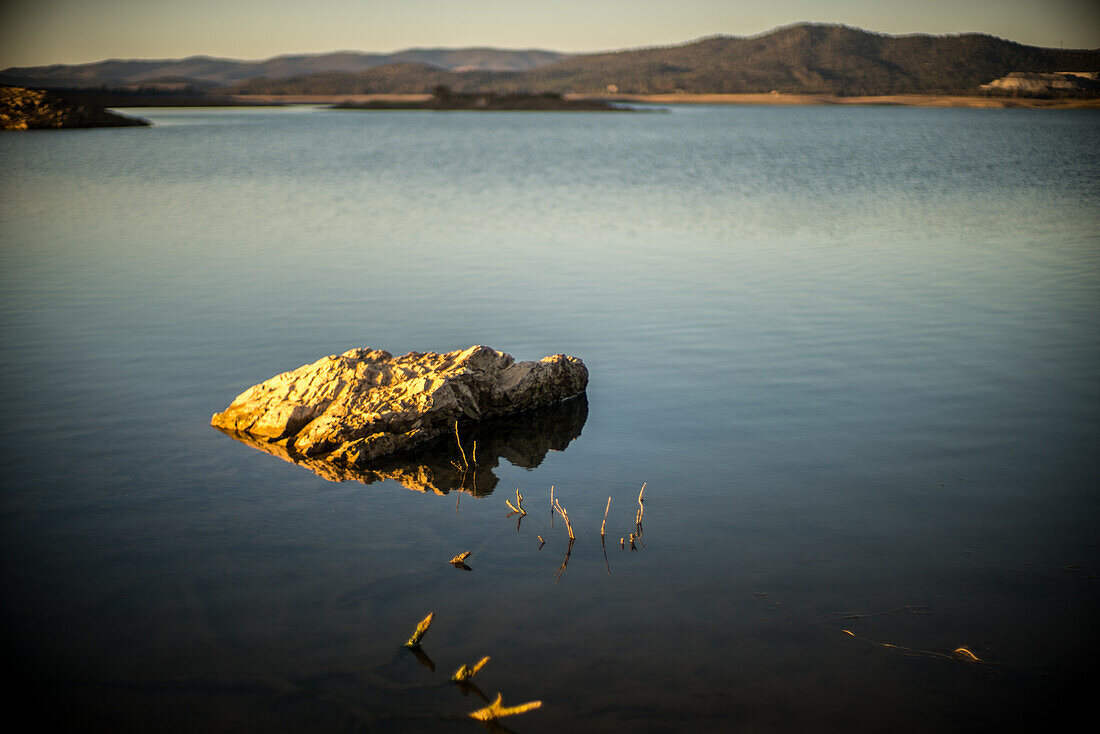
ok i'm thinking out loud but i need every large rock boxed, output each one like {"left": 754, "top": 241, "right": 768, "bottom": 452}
{"left": 211, "top": 345, "right": 588, "bottom": 467}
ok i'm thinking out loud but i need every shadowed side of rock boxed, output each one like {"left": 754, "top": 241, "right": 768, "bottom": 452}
{"left": 211, "top": 345, "right": 588, "bottom": 472}
{"left": 214, "top": 394, "right": 588, "bottom": 495}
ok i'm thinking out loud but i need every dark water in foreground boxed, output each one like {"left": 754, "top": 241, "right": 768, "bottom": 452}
{"left": 1, "top": 105, "right": 1098, "bottom": 732}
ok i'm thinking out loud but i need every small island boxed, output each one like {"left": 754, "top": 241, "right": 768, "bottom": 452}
{"left": 331, "top": 85, "right": 643, "bottom": 112}
{"left": 1, "top": 86, "right": 149, "bottom": 130}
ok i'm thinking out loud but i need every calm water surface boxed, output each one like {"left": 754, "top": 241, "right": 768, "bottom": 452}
{"left": 1, "top": 105, "right": 1098, "bottom": 732}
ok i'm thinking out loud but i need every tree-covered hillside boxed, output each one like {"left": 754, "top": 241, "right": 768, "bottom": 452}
{"left": 226, "top": 24, "right": 1100, "bottom": 96}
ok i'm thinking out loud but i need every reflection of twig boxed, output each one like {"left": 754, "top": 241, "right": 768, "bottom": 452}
{"left": 408, "top": 645, "right": 436, "bottom": 671}
{"left": 549, "top": 486, "right": 554, "bottom": 529}
{"left": 554, "top": 538, "right": 575, "bottom": 582}
{"left": 456, "top": 679, "right": 491, "bottom": 704}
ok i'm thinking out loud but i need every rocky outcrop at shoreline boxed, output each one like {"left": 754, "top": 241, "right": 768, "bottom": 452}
{"left": 1, "top": 86, "right": 150, "bottom": 130}
{"left": 211, "top": 345, "right": 589, "bottom": 469}
{"left": 979, "top": 71, "right": 1100, "bottom": 97}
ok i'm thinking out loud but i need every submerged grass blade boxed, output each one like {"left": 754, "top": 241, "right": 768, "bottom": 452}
{"left": 953, "top": 646, "right": 981, "bottom": 662}
{"left": 469, "top": 692, "right": 542, "bottom": 721}
{"left": 403, "top": 612, "right": 434, "bottom": 648}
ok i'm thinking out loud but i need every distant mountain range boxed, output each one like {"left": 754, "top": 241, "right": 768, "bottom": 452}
{"left": 4, "top": 24, "right": 1099, "bottom": 97}
{"left": 0, "top": 48, "right": 569, "bottom": 88}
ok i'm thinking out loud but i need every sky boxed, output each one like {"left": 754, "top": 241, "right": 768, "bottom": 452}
{"left": 1, "top": 0, "right": 1098, "bottom": 68}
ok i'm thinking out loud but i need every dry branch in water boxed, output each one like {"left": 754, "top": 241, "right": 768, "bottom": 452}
{"left": 454, "top": 421, "right": 469, "bottom": 469}
{"left": 469, "top": 693, "right": 543, "bottom": 721}
{"left": 451, "top": 656, "right": 491, "bottom": 682}
{"left": 505, "top": 489, "right": 526, "bottom": 516}
{"left": 553, "top": 498, "right": 575, "bottom": 540}
{"left": 635, "top": 482, "right": 647, "bottom": 526}
{"left": 450, "top": 551, "right": 472, "bottom": 565}
{"left": 403, "top": 612, "right": 434, "bottom": 648}
{"left": 601, "top": 496, "right": 611, "bottom": 537}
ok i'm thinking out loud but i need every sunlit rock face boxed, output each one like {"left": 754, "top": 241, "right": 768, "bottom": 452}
{"left": 211, "top": 345, "right": 588, "bottom": 475}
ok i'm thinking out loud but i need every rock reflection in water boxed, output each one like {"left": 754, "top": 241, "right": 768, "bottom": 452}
{"left": 214, "top": 395, "right": 587, "bottom": 496}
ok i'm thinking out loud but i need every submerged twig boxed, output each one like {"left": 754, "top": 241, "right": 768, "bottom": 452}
{"left": 451, "top": 656, "right": 491, "bottom": 682}
{"left": 839, "top": 628, "right": 986, "bottom": 664}
{"left": 403, "top": 612, "right": 434, "bottom": 648}
{"left": 836, "top": 605, "right": 930, "bottom": 620}
{"left": 505, "top": 489, "right": 526, "bottom": 516}
{"left": 469, "top": 693, "right": 542, "bottom": 721}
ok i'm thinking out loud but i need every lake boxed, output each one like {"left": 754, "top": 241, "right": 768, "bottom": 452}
{"left": 1, "top": 104, "right": 1097, "bottom": 732}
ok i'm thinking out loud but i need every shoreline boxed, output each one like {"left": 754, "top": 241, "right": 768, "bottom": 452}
{"left": 226, "top": 92, "right": 1100, "bottom": 109}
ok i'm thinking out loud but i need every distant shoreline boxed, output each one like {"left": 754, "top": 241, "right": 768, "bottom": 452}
{"left": 329, "top": 90, "right": 639, "bottom": 112}
{"left": 600, "top": 93, "right": 1100, "bottom": 109}
{"left": 222, "top": 92, "right": 1100, "bottom": 110}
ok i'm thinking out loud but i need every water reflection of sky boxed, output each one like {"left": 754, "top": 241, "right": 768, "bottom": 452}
{"left": 1, "top": 106, "right": 1097, "bottom": 732}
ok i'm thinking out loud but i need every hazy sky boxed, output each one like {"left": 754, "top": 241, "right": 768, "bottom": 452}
{"left": 1, "top": 0, "right": 1097, "bottom": 68}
